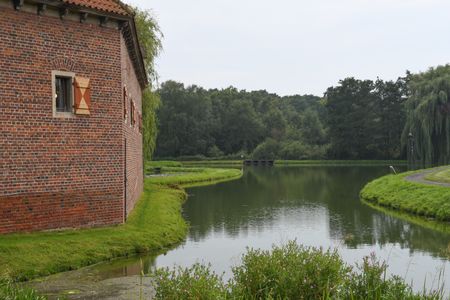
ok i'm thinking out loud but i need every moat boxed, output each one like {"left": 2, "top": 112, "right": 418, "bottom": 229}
{"left": 31, "top": 166, "right": 450, "bottom": 299}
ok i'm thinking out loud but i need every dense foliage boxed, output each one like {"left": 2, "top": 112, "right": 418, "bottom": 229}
{"left": 133, "top": 8, "right": 162, "bottom": 160}
{"left": 325, "top": 77, "right": 407, "bottom": 159}
{"left": 155, "top": 78, "right": 407, "bottom": 160}
{"left": 153, "top": 241, "right": 444, "bottom": 300}
{"left": 402, "top": 65, "right": 450, "bottom": 166}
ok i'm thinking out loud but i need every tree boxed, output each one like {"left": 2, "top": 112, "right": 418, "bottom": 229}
{"left": 133, "top": 7, "right": 163, "bottom": 160}
{"left": 402, "top": 65, "right": 450, "bottom": 165}
{"left": 373, "top": 78, "right": 407, "bottom": 159}
{"left": 156, "top": 81, "right": 214, "bottom": 157}
{"left": 325, "top": 78, "right": 377, "bottom": 159}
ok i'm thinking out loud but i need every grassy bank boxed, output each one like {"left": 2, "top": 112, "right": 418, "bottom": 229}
{"left": 152, "top": 241, "right": 445, "bottom": 300}
{"left": 152, "top": 159, "right": 407, "bottom": 168}
{"left": 0, "top": 166, "right": 242, "bottom": 284}
{"left": 360, "top": 170, "right": 450, "bottom": 222}
{"left": 275, "top": 160, "right": 406, "bottom": 166}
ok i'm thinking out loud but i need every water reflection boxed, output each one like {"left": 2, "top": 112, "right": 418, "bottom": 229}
{"left": 185, "top": 166, "right": 449, "bottom": 259}
{"left": 31, "top": 166, "right": 450, "bottom": 298}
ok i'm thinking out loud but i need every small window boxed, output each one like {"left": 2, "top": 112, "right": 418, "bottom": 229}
{"left": 52, "top": 71, "right": 75, "bottom": 117}
{"left": 130, "top": 99, "right": 135, "bottom": 126}
{"left": 55, "top": 76, "right": 72, "bottom": 112}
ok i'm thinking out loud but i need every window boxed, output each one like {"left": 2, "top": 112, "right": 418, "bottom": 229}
{"left": 130, "top": 98, "right": 135, "bottom": 126}
{"left": 52, "top": 71, "right": 75, "bottom": 117}
{"left": 55, "top": 76, "right": 72, "bottom": 112}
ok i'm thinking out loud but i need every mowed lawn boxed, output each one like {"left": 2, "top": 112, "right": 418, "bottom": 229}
{"left": 360, "top": 168, "right": 450, "bottom": 222}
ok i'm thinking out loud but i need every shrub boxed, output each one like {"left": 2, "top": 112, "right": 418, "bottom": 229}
{"left": 152, "top": 241, "right": 445, "bottom": 300}
{"left": 230, "top": 241, "right": 348, "bottom": 299}
{"left": 251, "top": 138, "right": 280, "bottom": 159}
{"left": 279, "top": 141, "right": 328, "bottom": 160}
{"left": 152, "top": 263, "right": 227, "bottom": 300}
{"left": 340, "top": 254, "right": 433, "bottom": 300}
{"left": 207, "top": 145, "right": 225, "bottom": 158}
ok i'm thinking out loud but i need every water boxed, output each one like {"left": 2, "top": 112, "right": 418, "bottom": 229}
{"left": 31, "top": 166, "right": 450, "bottom": 299}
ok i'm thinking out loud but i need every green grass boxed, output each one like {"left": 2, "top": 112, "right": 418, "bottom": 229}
{"left": 276, "top": 160, "right": 407, "bottom": 166}
{"left": 360, "top": 170, "right": 450, "bottom": 222}
{"left": 0, "top": 278, "right": 47, "bottom": 300}
{"left": 0, "top": 166, "right": 242, "bottom": 284}
{"left": 146, "top": 160, "right": 183, "bottom": 168}
{"left": 159, "top": 159, "right": 407, "bottom": 169}
{"left": 147, "top": 167, "right": 242, "bottom": 186}
{"left": 424, "top": 167, "right": 450, "bottom": 184}
{"left": 152, "top": 241, "right": 446, "bottom": 300}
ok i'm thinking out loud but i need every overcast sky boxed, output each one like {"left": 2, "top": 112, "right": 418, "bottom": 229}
{"left": 126, "top": 0, "right": 449, "bottom": 96}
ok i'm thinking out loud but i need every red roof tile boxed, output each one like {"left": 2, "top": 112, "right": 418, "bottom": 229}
{"left": 63, "top": 0, "right": 131, "bottom": 16}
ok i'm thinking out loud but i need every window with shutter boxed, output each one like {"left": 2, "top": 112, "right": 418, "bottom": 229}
{"left": 52, "top": 70, "right": 75, "bottom": 118}
{"left": 73, "top": 77, "right": 91, "bottom": 115}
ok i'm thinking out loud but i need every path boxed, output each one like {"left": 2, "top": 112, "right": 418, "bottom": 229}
{"left": 405, "top": 166, "right": 450, "bottom": 187}
{"left": 26, "top": 264, "right": 156, "bottom": 300}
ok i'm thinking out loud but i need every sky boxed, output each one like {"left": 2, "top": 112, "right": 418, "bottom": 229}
{"left": 126, "top": 0, "right": 450, "bottom": 96}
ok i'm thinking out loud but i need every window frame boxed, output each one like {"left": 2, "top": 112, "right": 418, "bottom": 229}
{"left": 52, "top": 70, "right": 75, "bottom": 118}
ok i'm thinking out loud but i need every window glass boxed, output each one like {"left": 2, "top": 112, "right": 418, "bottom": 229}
{"left": 55, "top": 76, "right": 72, "bottom": 112}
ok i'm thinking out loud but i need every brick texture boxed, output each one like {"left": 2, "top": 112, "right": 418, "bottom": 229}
{"left": 0, "top": 6, "right": 143, "bottom": 234}
{"left": 121, "top": 34, "right": 144, "bottom": 218}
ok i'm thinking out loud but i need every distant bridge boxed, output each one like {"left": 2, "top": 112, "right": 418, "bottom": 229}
{"left": 243, "top": 160, "right": 274, "bottom": 166}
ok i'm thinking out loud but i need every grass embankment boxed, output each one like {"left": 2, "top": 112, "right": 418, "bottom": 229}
{"left": 360, "top": 169, "right": 450, "bottom": 222}
{"left": 276, "top": 160, "right": 406, "bottom": 166}
{"left": 0, "top": 166, "right": 242, "bottom": 285}
{"left": 155, "top": 159, "right": 407, "bottom": 168}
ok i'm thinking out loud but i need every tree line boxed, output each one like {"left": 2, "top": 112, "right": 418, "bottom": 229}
{"left": 153, "top": 77, "right": 409, "bottom": 160}
{"left": 134, "top": 6, "right": 450, "bottom": 165}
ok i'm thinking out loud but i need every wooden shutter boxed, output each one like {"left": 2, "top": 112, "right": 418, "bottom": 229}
{"left": 123, "top": 86, "right": 128, "bottom": 120}
{"left": 73, "top": 77, "right": 91, "bottom": 115}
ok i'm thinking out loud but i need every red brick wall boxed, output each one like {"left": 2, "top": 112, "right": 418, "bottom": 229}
{"left": 121, "top": 35, "right": 144, "bottom": 217}
{"left": 0, "top": 6, "right": 140, "bottom": 233}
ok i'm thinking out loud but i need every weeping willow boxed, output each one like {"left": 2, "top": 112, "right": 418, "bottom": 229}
{"left": 133, "top": 7, "right": 163, "bottom": 160}
{"left": 402, "top": 65, "right": 450, "bottom": 166}
{"left": 142, "top": 90, "right": 160, "bottom": 160}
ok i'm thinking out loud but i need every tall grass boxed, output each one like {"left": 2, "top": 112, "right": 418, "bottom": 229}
{"left": 152, "top": 241, "right": 446, "bottom": 300}
{"left": 0, "top": 278, "right": 46, "bottom": 300}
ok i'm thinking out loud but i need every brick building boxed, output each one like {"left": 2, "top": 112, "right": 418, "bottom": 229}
{"left": 0, "top": 0, "right": 146, "bottom": 234}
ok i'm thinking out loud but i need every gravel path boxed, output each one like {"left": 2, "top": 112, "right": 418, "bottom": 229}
{"left": 404, "top": 167, "right": 450, "bottom": 187}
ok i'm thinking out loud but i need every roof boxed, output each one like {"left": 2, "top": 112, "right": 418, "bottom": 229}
{"left": 62, "top": 0, "right": 131, "bottom": 16}
{"left": 59, "top": 0, "right": 148, "bottom": 87}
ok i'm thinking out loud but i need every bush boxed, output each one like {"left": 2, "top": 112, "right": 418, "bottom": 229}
{"left": 153, "top": 263, "right": 227, "bottom": 300}
{"left": 251, "top": 138, "right": 280, "bottom": 159}
{"left": 230, "top": 242, "right": 348, "bottom": 299}
{"left": 207, "top": 145, "right": 225, "bottom": 158}
{"left": 279, "top": 141, "right": 328, "bottom": 160}
{"left": 152, "top": 241, "right": 445, "bottom": 300}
